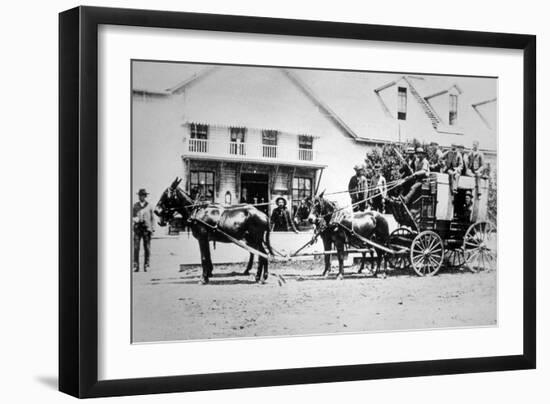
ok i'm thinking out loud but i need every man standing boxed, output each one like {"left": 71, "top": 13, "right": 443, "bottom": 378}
{"left": 370, "top": 163, "right": 387, "bottom": 212}
{"left": 133, "top": 188, "right": 155, "bottom": 272}
{"left": 270, "top": 197, "right": 299, "bottom": 232}
{"left": 348, "top": 164, "right": 368, "bottom": 212}
{"left": 444, "top": 144, "right": 464, "bottom": 195}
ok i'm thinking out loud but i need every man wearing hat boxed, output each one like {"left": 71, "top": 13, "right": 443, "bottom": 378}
{"left": 370, "top": 163, "right": 387, "bottom": 212}
{"left": 457, "top": 190, "right": 474, "bottom": 221}
{"left": 270, "top": 197, "right": 298, "bottom": 232}
{"left": 133, "top": 188, "right": 155, "bottom": 272}
{"left": 402, "top": 147, "right": 430, "bottom": 205}
{"left": 444, "top": 144, "right": 464, "bottom": 195}
{"left": 348, "top": 163, "right": 368, "bottom": 212}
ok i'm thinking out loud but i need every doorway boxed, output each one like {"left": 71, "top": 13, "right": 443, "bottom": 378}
{"left": 240, "top": 173, "right": 269, "bottom": 215}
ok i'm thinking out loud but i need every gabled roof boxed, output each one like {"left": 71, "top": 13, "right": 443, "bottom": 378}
{"left": 132, "top": 62, "right": 497, "bottom": 150}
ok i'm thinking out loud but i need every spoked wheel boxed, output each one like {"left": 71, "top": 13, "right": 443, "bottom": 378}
{"left": 388, "top": 227, "right": 415, "bottom": 270}
{"left": 463, "top": 221, "right": 497, "bottom": 272}
{"left": 410, "top": 230, "right": 444, "bottom": 276}
{"left": 445, "top": 248, "right": 466, "bottom": 269}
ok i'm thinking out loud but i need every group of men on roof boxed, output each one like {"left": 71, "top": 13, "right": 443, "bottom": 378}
{"left": 348, "top": 140, "right": 487, "bottom": 214}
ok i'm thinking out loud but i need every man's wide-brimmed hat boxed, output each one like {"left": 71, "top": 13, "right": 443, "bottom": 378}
{"left": 275, "top": 196, "right": 287, "bottom": 206}
{"left": 374, "top": 163, "right": 382, "bottom": 170}
{"left": 405, "top": 147, "right": 415, "bottom": 154}
{"left": 415, "top": 147, "right": 426, "bottom": 154}
{"left": 353, "top": 163, "right": 365, "bottom": 171}
{"left": 137, "top": 188, "right": 149, "bottom": 196}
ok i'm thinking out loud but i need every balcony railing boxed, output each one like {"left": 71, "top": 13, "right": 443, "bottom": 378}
{"left": 262, "top": 145, "right": 278, "bottom": 158}
{"left": 189, "top": 138, "right": 208, "bottom": 153}
{"left": 229, "top": 141, "right": 246, "bottom": 156}
{"left": 186, "top": 139, "right": 318, "bottom": 164}
{"left": 298, "top": 148, "right": 313, "bottom": 161}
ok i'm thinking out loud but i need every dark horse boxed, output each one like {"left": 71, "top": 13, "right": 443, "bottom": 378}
{"left": 297, "top": 192, "right": 390, "bottom": 279}
{"left": 154, "top": 178, "right": 273, "bottom": 284}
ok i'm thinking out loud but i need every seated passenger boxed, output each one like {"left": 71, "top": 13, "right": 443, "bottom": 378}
{"left": 402, "top": 147, "right": 430, "bottom": 205}
{"left": 444, "top": 144, "right": 464, "bottom": 195}
{"left": 457, "top": 191, "right": 474, "bottom": 222}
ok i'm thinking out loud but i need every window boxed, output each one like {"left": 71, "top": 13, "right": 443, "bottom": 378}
{"left": 292, "top": 177, "right": 312, "bottom": 212}
{"left": 262, "top": 130, "right": 278, "bottom": 158}
{"left": 190, "top": 171, "right": 215, "bottom": 201}
{"left": 298, "top": 135, "right": 313, "bottom": 149}
{"left": 189, "top": 123, "right": 208, "bottom": 139}
{"left": 397, "top": 87, "right": 407, "bottom": 120}
{"left": 298, "top": 135, "right": 314, "bottom": 161}
{"left": 229, "top": 127, "right": 246, "bottom": 155}
{"left": 189, "top": 123, "right": 208, "bottom": 153}
{"left": 449, "top": 94, "right": 458, "bottom": 125}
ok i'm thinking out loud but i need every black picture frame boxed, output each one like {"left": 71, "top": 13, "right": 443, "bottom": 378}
{"left": 59, "top": 6, "right": 536, "bottom": 398}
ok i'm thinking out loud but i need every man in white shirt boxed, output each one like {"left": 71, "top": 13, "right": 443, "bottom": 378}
{"left": 370, "top": 163, "right": 387, "bottom": 213}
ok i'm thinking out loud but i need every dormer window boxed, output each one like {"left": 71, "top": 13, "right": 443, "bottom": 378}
{"left": 397, "top": 87, "right": 407, "bottom": 120}
{"left": 449, "top": 94, "right": 458, "bottom": 125}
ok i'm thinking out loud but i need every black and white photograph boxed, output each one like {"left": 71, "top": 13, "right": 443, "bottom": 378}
{"left": 131, "top": 61, "right": 498, "bottom": 343}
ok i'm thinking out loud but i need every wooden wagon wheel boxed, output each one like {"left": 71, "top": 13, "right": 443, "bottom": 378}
{"left": 388, "top": 227, "right": 414, "bottom": 270}
{"left": 410, "top": 230, "right": 444, "bottom": 276}
{"left": 463, "top": 221, "right": 497, "bottom": 273}
{"left": 445, "top": 248, "right": 466, "bottom": 269}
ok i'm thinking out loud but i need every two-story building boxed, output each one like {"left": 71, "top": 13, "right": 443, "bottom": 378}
{"left": 132, "top": 62, "right": 497, "bottom": 229}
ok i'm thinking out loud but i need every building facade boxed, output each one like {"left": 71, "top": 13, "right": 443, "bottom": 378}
{"left": 132, "top": 63, "right": 497, "bottom": 233}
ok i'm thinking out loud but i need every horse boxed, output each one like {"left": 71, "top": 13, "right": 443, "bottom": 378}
{"left": 297, "top": 192, "right": 390, "bottom": 279}
{"left": 154, "top": 177, "right": 274, "bottom": 284}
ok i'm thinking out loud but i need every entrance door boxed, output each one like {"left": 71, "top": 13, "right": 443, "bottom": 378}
{"left": 240, "top": 173, "right": 269, "bottom": 215}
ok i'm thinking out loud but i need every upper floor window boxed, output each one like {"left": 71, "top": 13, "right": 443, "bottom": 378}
{"left": 449, "top": 94, "right": 458, "bottom": 125}
{"left": 262, "top": 130, "right": 278, "bottom": 158}
{"left": 229, "top": 127, "right": 246, "bottom": 155}
{"left": 189, "top": 123, "right": 208, "bottom": 153}
{"left": 397, "top": 87, "right": 407, "bottom": 120}
{"left": 298, "top": 135, "right": 314, "bottom": 161}
{"left": 298, "top": 135, "right": 313, "bottom": 149}
{"left": 189, "top": 123, "right": 208, "bottom": 139}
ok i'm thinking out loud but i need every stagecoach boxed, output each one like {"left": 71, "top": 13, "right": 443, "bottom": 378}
{"left": 387, "top": 172, "right": 497, "bottom": 276}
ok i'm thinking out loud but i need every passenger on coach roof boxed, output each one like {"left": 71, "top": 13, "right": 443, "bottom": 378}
{"left": 401, "top": 147, "right": 430, "bottom": 205}
{"left": 444, "top": 143, "right": 464, "bottom": 195}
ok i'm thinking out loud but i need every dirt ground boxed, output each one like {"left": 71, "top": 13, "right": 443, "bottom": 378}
{"left": 132, "top": 237, "right": 497, "bottom": 343}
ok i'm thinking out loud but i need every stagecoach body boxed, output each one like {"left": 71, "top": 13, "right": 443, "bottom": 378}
{"left": 388, "top": 172, "right": 496, "bottom": 276}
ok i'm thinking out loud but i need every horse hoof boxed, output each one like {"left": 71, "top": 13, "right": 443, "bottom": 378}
{"left": 243, "top": 270, "right": 250, "bottom": 276}
{"left": 199, "top": 277, "right": 209, "bottom": 285}
{"left": 336, "top": 274, "right": 344, "bottom": 280}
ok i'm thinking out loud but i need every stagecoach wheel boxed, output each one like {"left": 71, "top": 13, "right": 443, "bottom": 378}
{"left": 410, "top": 231, "right": 444, "bottom": 277}
{"left": 445, "top": 248, "right": 466, "bottom": 269}
{"left": 463, "top": 221, "right": 497, "bottom": 273}
{"left": 388, "top": 227, "right": 414, "bottom": 270}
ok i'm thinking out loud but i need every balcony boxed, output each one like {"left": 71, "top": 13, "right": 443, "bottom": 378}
{"left": 184, "top": 139, "right": 321, "bottom": 167}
